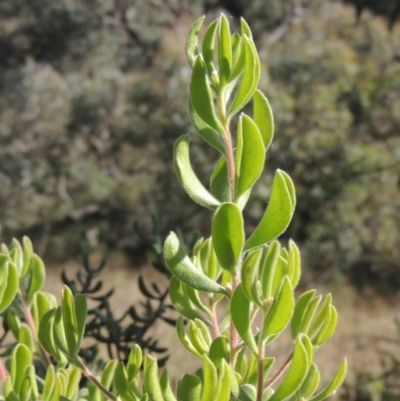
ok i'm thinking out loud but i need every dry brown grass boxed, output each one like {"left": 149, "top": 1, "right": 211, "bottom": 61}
{"left": 44, "top": 257, "right": 400, "bottom": 399}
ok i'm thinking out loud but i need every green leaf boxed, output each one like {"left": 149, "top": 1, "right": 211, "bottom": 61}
{"left": 177, "top": 374, "right": 202, "bottom": 401}
{"left": 0, "top": 260, "right": 19, "bottom": 313}
{"left": 245, "top": 170, "right": 296, "bottom": 251}
{"left": 291, "top": 290, "right": 316, "bottom": 340}
{"left": 200, "top": 356, "right": 218, "bottom": 401}
{"left": 177, "top": 316, "right": 202, "bottom": 358}
{"left": 126, "top": 344, "right": 142, "bottom": 382}
{"left": 313, "top": 305, "right": 338, "bottom": 346}
{"left": 169, "top": 277, "right": 209, "bottom": 324}
{"left": 209, "top": 336, "right": 230, "bottom": 368}
{"left": 253, "top": 90, "right": 274, "bottom": 150}
{"left": 74, "top": 293, "right": 87, "bottom": 352}
{"left": 21, "top": 236, "right": 33, "bottom": 278}
{"left": 240, "top": 18, "right": 252, "bottom": 38}
{"left": 260, "top": 241, "right": 281, "bottom": 300}
{"left": 174, "top": 135, "right": 220, "bottom": 210}
{"left": 114, "top": 362, "right": 139, "bottom": 401}
{"left": 26, "top": 254, "right": 46, "bottom": 304}
{"left": 53, "top": 307, "right": 71, "bottom": 360}
{"left": 32, "top": 291, "right": 55, "bottom": 331}
{"left": 210, "top": 156, "right": 231, "bottom": 203}
{"left": 308, "top": 359, "right": 347, "bottom": 401}
{"left": 261, "top": 276, "right": 294, "bottom": 343}
{"left": 202, "top": 20, "right": 218, "bottom": 75}
{"left": 186, "top": 16, "right": 205, "bottom": 68}
{"left": 218, "top": 14, "right": 232, "bottom": 86}
{"left": 213, "top": 360, "right": 231, "bottom": 401}
{"left": 287, "top": 240, "right": 301, "bottom": 288}
{"left": 188, "top": 320, "right": 211, "bottom": 356}
{"left": 38, "top": 309, "right": 61, "bottom": 360}
{"left": 43, "top": 365, "right": 55, "bottom": 401}
{"left": 228, "top": 35, "right": 260, "bottom": 117}
{"left": 235, "top": 114, "right": 265, "bottom": 200}
{"left": 268, "top": 334, "right": 312, "bottom": 401}
{"left": 229, "top": 34, "right": 244, "bottom": 82}
{"left": 241, "top": 248, "right": 263, "bottom": 305}
{"left": 308, "top": 294, "right": 332, "bottom": 339}
{"left": 10, "top": 239, "right": 23, "bottom": 276}
{"left": 18, "top": 324, "right": 34, "bottom": 353}
{"left": 164, "top": 232, "right": 226, "bottom": 295}
{"left": 144, "top": 355, "right": 164, "bottom": 401}
{"left": 101, "top": 360, "right": 118, "bottom": 389}
{"left": 197, "top": 237, "right": 220, "bottom": 281}
{"left": 190, "top": 55, "right": 224, "bottom": 134}
{"left": 212, "top": 203, "right": 244, "bottom": 273}
{"left": 65, "top": 367, "right": 81, "bottom": 400}
{"left": 11, "top": 344, "right": 31, "bottom": 394}
{"left": 19, "top": 377, "right": 31, "bottom": 401}
{"left": 189, "top": 101, "right": 225, "bottom": 153}
{"left": 231, "top": 284, "right": 257, "bottom": 354}
{"left": 61, "top": 286, "right": 79, "bottom": 357}
{"left": 160, "top": 370, "right": 177, "bottom": 401}
{"left": 237, "top": 384, "right": 257, "bottom": 401}
{"left": 300, "top": 296, "right": 321, "bottom": 334}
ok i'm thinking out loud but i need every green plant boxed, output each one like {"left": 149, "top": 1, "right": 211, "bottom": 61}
{"left": 0, "top": 14, "right": 346, "bottom": 401}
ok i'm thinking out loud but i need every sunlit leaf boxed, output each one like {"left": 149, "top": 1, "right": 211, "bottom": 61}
{"left": 177, "top": 374, "right": 202, "bottom": 401}
{"left": 164, "top": 232, "right": 226, "bottom": 295}
{"left": 261, "top": 276, "right": 294, "bottom": 343}
{"left": 144, "top": 355, "right": 164, "bottom": 401}
{"left": 202, "top": 20, "right": 218, "bottom": 75}
{"left": 231, "top": 284, "right": 257, "bottom": 354}
{"left": 308, "top": 359, "right": 347, "bottom": 401}
{"left": 190, "top": 55, "right": 224, "bottom": 134}
{"left": 174, "top": 135, "right": 220, "bottom": 210}
{"left": 186, "top": 16, "right": 205, "bottom": 68}
{"left": 245, "top": 170, "right": 295, "bottom": 251}
{"left": 228, "top": 36, "right": 260, "bottom": 117}
{"left": 291, "top": 290, "right": 316, "bottom": 340}
{"left": 212, "top": 203, "right": 244, "bottom": 273}
{"left": 210, "top": 156, "right": 231, "bottom": 203}
{"left": 200, "top": 355, "right": 218, "bottom": 401}
{"left": 241, "top": 248, "right": 263, "bottom": 305}
{"left": 218, "top": 14, "right": 232, "bottom": 86}
{"left": 160, "top": 370, "right": 177, "bottom": 401}
{"left": 235, "top": 114, "right": 265, "bottom": 200}
{"left": 189, "top": 101, "right": 225, "bottom": 153}
{"left": 0, "top": 260, "right": 19, "bottom": 313}
{"left": 268, "top": 334, "right": 312, "bottom": 401}
{"left": 253, "top": 90, "right": 274, "bottom": 150}
{"left": 26, "top": 254, "right": 45, "bottom": 305}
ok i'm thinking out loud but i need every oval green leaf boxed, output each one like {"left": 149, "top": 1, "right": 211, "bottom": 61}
{"left": 253, "top": 90, "right": 274, "bottom": 150}
{"left": 174, "top": 134, "right": 220, "bottom": 210}
{"left": 186, "top": 16, "right": 205, "bottom": 68}
{"left": 189, "top": 100, "right": 225, "bottom": 153}
{"left": 212, "top": 203, "right": 244, "bottom": 273}
{"left": 235, "top": 114, "right": 265, "bottom": 200}
{"left": 164, "top": 232, "right": 226, "bottom": 295}
{"left": 228, "top": 36, "right": 260, "bottom": 118}
{"left": 231, "top": 284, "right": 257, "bottom": 354}
{"left": 308, "top": 359, "right": 348, "bottom": 401}
{"left": 190, "top": 55, "right": 224, "bottom": 134}
{"left": 261, "top": 276, "right": 294, "bottom": 343}
{"left": 245, "top": 169, "right": 296, "bottom": 251}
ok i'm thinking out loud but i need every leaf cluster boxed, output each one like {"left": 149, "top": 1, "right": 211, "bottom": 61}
{"left": 0, "top": 14, "right": 347, "bottom": 401}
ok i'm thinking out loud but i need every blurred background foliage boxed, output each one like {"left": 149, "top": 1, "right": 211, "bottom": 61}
{"left": 0, "top": 0, "right": 399, "bottom": 293}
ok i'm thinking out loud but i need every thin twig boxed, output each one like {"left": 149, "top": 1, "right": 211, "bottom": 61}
{"left": 263, "top": 352, "right": 293, "bottom": 389}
